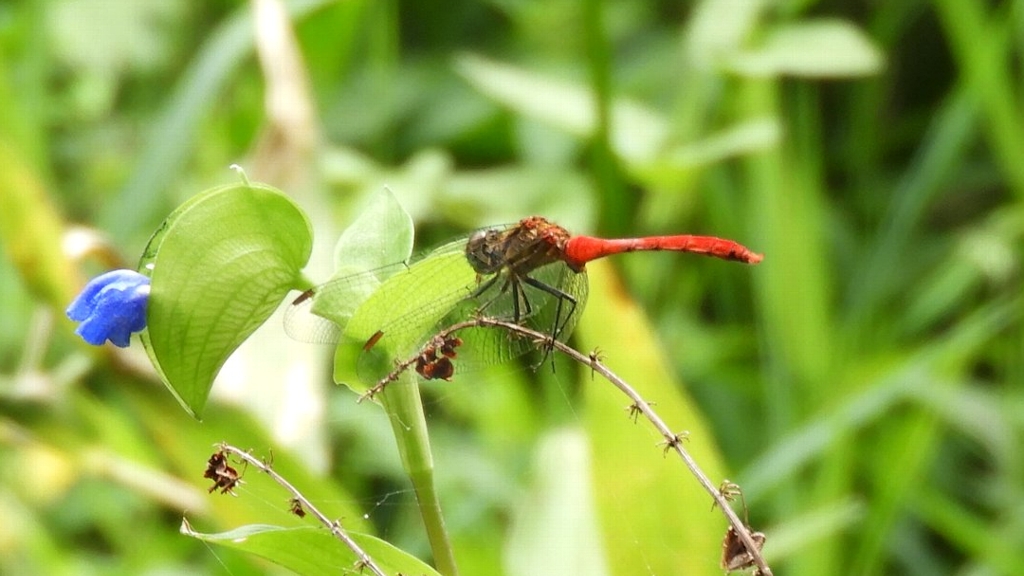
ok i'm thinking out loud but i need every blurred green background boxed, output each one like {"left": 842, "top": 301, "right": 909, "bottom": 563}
{"left": 1, "top": 0, "right": 1022, "bottom": 574}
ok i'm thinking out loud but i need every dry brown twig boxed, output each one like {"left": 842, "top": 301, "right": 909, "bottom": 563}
{"left": 358, "top": 316, "right": 773, "bottom": 575}
{"left": 205, "top": 443, "right": 389, "bottom": 576}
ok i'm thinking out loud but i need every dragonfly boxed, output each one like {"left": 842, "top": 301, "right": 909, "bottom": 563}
{"left": 285, "top": 216, "right": 762, "bottom": 384}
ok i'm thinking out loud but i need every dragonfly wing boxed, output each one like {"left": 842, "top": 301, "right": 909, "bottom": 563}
{"left": 283, "top": 289, "right": 342, "bottom": 344}
{"left": 285, "top": 236, "right": 470, "bottom": 351}
{"left": 451, "top": 262, "right": 588, "bottom": 370}
{"left": 283, "top": 263, "right": 403, "bottom": 344}
{"left": 345, "top": 250, "right": 479, "bottom": 382}
{"left": 542, "top": 263, "right": 588, "bottom": 342}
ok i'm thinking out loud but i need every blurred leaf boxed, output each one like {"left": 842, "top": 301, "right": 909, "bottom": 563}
{"left": 48, "top": 0, "right": 182, "bottom": 74}
{"left": 935, "top": 0, "right": 1024, "bottom": 198}
{"left": 0, "top": 140, "right": 79, "bottom": 309}
{"left": 504, "top": 428, "right": 609, "bottom": 576}
{"left": 576, "top": 261, "right": 725, "bottom": 576}
{"left": 181, "top": 522, "right": 442, "bottom": 576}
{"left": 727, "top": 20, "right": 884, "bottom": 78}
{"left": 642, "top": 117, "right": 781, "bottom": 186}
{"left": 912, "top": 384, "right": 1013, "bottom": 463}
{"left": 685, "top": 0, "right": 768, "bottom": 65}
{"left": 102, "top": 0, "right": 335, "bottom": 244}
{"left": 740, "top": 372, "right": 920, "bottom": 501}
{"left": 139, "top": 182, "right": 313, "bottom": 417}
{"left": 455, "top": 53, "right": 668, "bottom": 163}
{"left": 661, "top": 117, "right": 780, "bottom": 169}
{"left": 443, "top": 165, "right": 595, "bottom": 229}
{"left": 763, "top": 499, "right": 865, "bottom": 563}
{"left": 912, "top": 486, "right": 1024, "bottom": 574}
{"left": 455, "top": 53, "right": 781, "bottom": 188}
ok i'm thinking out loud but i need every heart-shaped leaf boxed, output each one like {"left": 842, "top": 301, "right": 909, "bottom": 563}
{"left": 139, "top": 182, "right": 312, "bottom": 418}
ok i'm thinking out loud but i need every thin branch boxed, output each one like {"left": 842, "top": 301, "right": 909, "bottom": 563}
{"left": 359, "top": 317, "right": 773, "bottom": 576}
{"left": 216, "top": 444, "right": 389, "bottom": 576}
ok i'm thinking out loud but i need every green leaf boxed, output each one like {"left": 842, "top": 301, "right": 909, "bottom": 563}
{"left": 181, "top": 522, "right": 442, "bottom": 576}
{"left": 576, "top": 261, "right": 727, "bottom": 575}
{"left": 727, "top": 19, "right": 884, "bottom": 78}
{"left": 455, "top": 54, "right": 668, "bottom": 163}
{"left": 310, "top": 188, "right": 414, "bottom": 329}
{"left": 312, "top": 193, "right": 485, "bottom": 576}
{"left": 649, "top": 117, "right": 781, "bottom": 182}
{"left": 685, "top": 0, "right": 768, "bottom": 64}
{"left": 334, "top": 248, "right": 474, "bottom": 390}
{"left": 505, "top": 428, "right": 610, "bottom": 575}
{"left": 139, "top": 182, "right": 313, "bottom": 418}
{"left": 331, "top": 188, "right": 414, "bottom": 276}
{"left": 304, "top": 189, "right": 418, "bottom": 392}
{"left": 50, "top": 0, "right": 182, "bottom": 74}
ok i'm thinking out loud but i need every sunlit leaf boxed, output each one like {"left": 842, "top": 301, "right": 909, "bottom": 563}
{"left": 685, "top": 0, "right": 769, "bottom": 64}
{"left": 139, "top": 182, "right": 312, "bottom": 418}
{"left": 575, "top": 261, "right": 727, "bottom": 576}
{"left": 505, "top": 428, "right": 610, "bottom": 575}
{"left": 726, "top": 20, "right": 884, "bottom": 78}
{"left": 49, "top": 0, "right": 182, "bottom": 73}
{"left": 331, "top": 187, "right": 414, "bottom": 275}
{"left": 455, "top": 54, "right": 668, "bottom": 163}
{"left": 661, "top": 118, "right": 780, "bottom": 169}
{"left": 309, "top": 188, "right": 415, "bottom": 330}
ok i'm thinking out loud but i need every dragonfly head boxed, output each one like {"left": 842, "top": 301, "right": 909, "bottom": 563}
{"left": 464, "top": 228, "right": 505, "bottom": 274}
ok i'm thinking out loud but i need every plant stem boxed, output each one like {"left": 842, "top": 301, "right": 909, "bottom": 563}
{"left": 362, "top": 317, "right": 773, "bottom": 576}
{"left": 380, "top": 373, "right": 460, "bottom": 576}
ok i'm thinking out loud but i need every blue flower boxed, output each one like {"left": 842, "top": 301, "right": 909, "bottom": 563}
{"left": 67, "top": 270, "right": 151, "bottom": 347}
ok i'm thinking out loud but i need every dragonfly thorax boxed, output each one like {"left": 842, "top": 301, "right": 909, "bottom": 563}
{"left": 465, "top": 217, "right": 576, "bottom": 278}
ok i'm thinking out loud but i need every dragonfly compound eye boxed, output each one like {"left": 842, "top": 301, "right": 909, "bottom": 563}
{"left": 465, "top": 229, "right": 505, "bottom": 274}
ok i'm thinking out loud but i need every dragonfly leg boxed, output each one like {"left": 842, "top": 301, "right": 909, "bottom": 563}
{"left": 473, "top": 271, "right": 538, "bottom": 325}
{"left": 522, "top": 275, "right": 577, "bottom": 337}
{"left": 521, "top": 274, "right": 578, "bottom": 364}
{"left": 512, "top": 276, "right": 536, "bottom": 323}
{"left": 471, "top": 272, "right": 501, "bottom": 300}
{"left": 510, "top": 279, "right": 522, "bottom": 322}
{"left": 474, "top": 272, "right": 513, "bottom": 317}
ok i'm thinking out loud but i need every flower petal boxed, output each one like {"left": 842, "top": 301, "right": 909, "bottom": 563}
{"left": 67, "top": 270, "right": 151, "bottom": 347}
